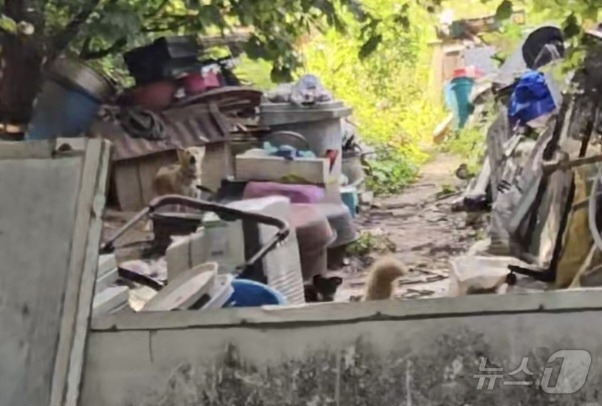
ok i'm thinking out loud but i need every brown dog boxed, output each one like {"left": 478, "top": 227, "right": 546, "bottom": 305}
{"left": 154, "top": 147, "right": 205, "bottom": 199}
{"left": 363, "top": 257, "right": 407, "bottom": 301}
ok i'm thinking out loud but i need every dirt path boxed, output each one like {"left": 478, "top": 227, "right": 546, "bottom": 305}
{"left": 336, "top": 153, "right": 481, "bottom": 301}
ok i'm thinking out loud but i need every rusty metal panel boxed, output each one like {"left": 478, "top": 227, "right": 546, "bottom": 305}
{"left": 94, "top": 103, "right": 230, "bottom": 162}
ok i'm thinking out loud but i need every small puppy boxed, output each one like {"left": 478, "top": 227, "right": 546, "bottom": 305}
{"left": 154, "top": 147, "right": 205, "bottom": 199}
{"left": 304, "top": 275, "right": 343, "bottom": 303}
{"left": 363, "top": 257, "right": 407, "bottom": 301}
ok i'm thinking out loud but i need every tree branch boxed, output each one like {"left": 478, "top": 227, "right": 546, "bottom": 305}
{"left": 4, "top": 0, "right": 28, "bottom": 21}
{"left": 80, "top": 36, "right": 92, "bottom": 55}
{"left": 80, "top": 37, "right": 127, "bottom": 60}
{"left": 51, "top": 0, "right": 102, "bottom": 54}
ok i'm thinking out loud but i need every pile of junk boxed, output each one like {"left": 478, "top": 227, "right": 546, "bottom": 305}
{"left": 20, "top": 35, "right": 374, "bottom": 315}
{"left": 448, "top": 24, "right": 602, "bottom": 296}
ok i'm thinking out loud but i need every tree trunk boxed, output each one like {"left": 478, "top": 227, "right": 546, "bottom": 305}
{"left": 0, "top": 0, "right": 44, "bottom": 125}
{"left": 0, "top": 36, "right": 44, "bottom": 124}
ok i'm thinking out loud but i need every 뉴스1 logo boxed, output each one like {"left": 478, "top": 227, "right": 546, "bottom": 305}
{"left": 474, "top": 350, "right": 592, "bottom": 394}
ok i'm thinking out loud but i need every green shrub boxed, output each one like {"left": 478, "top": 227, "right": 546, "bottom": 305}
{"left": 302, "top": 0, "right": 445, "bottom": 195}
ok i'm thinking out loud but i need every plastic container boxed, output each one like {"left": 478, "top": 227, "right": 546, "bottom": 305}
{"left": 26, "top": 80, "right": 102, "bottom": 140}
{"left": 244, "top": 182, "right": 325, "bottom": 204}
{"left": 314, "top": 203, "right": 358, "bottom": 247}
{"left": 124, "top": 36, "right": 200, "bottom": 84}
{"left": 225, "top": 279, "right": 287, "bottom": 307}
{"left": 26, "top": 57, "right": 113, "bottom": 140}
{"left": 341, "top": 186, "right": 359, "bottom": 218}
{"left": 125, "top": 80, "right": 178, "bottom": 111}
{"left": 446, "top": 77, "right": 475, "bottom": 130}
{"left": 260, "top": 101, "right": 352, "bottom": 178}
{"left": 202, "top": 274, "right": 235, "bottom": 310}
{"left": 291, "top": 204, "right": 333, "bottom": 280}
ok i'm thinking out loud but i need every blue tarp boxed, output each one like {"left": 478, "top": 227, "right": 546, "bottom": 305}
{"left": 508, "top": 70, "right": 556, "bottom": 126}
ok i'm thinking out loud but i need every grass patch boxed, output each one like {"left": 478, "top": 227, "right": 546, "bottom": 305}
{"left": 365, "top": 147, "right": 420, "bottom": 196}
{"left": 348, "top": 231, "right": 397, "bottom": 258}
{"left": 442, "top": 126, "right": 484, "bottom": 175}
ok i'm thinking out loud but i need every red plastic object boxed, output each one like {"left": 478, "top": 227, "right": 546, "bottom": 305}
{"left": 183, "top": 73, "right": 206, "bottom": 95}
{"left": 182, "top": 71, "right": 221, "bottom": 96}
{"left": 203, "top": 71, "right": 220, "bottom": 89}
{"left": 324, "top": 150, "right": 339, "bottom": 172}
{"left": 453, "top": 66, "right": 483, "bottom": 79}
{"left": 125, "top": 80, "right": 178, "bottom": 111}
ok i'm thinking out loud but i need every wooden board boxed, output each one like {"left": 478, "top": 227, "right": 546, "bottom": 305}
{"left": 92, "top": 287, "right": 129, "bottom": 317}
{"left": 137, "top": 152, "right": 175, "bottom": 206}
{"left": 0, "top": 139, "right": 110, "bottom": 406}
{"left": 113, "top": 147, "right": 228, "bottom": 212}
{"left": 143, "top": 262, "right": 218, "bottom": 312}
{"left": 113, "top": 159, "right": 144, "bottom": 211}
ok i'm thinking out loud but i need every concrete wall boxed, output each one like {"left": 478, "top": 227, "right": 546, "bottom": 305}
{"left": 82, "top": 290, "right": 602, "bottom": 406}
{"left": 0, "top": 140, "right": 110, "bottom": 406}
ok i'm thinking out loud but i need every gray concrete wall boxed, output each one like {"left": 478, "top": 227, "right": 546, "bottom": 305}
{"left": 0, "top": 139, "right": 110, "bottom": 406}
{"left": 82, "top": 290, "right": 602, "bottom": 406}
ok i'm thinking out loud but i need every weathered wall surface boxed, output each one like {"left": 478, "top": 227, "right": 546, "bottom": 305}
{"left": 0, "top": 140, "right": 110, "bottom": 406}
{"left": 82, "top": 291, "right": 602, "bottom": 406}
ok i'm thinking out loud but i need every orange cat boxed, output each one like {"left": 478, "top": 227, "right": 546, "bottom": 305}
{"left": 363, "top": 257, "right": 407, "bottom": 301}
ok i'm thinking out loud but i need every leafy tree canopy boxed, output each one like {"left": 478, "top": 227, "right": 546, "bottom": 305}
{"left": 2, "top": 0, "right": 600, "bottom": 82}
{"left": 0, "top": 0, "right": 363, "bottom": 81}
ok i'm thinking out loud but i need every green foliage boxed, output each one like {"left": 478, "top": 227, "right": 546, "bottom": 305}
{"left": 233, "top": 55, "right": 275, "bottom": 90}
{"left": 304, "top": 0, "right": 445, "bottom": 195}
{"left": 489, "top": 0, "right": 602, "bottom": 70}
{"left": 4, "top": 0, "right": 365, "bottom": 83}
{"left": 348, "top": 232, "right": 377, "bottom": 257}
{"left": 348, "top": 230, "right": 396, "bottom": 257}
{"left": 442, "top": 100, "right": 497, "bottom": 174}
{"left": 438, "top": 183, "right": 457, "bottom": 198}
{"left": 365, "top": 148, "right": 420, "bottom": 195}
{"left": 442, "top": 126, "right": 485, "bottom": 174}
{"left": 0, "top": 13, "right": 17, "bottom": 34}
{"left": 441, "top": 0, "right": 499, "bottom": 19}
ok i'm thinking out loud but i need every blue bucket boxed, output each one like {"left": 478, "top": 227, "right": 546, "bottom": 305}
{"left": 341, "top": 186, "right": 359, "bottom": 218}
{"left": 445, "top": 77, "right": 475, "bottom": 131}
{"left": 225, "top": 280, "right": 287, "bottom": 308}
{"left": 26, "top": 79, "right": 101, "bottom": 141}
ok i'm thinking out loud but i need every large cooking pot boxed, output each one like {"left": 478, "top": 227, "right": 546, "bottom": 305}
{"left": 46, "top": 56, "right": 115, "bottom": 102}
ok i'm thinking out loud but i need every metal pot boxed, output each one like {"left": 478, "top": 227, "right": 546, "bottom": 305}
{"left": 46, "top": 56, "right": 115, "bottom": 102}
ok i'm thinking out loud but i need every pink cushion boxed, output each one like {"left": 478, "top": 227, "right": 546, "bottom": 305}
{"left": 243, "top": 182, "right": 325, "bottom": 204}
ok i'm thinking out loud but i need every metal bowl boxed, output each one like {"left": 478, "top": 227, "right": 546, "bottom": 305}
{"left": 263, "top": 131, "right": 310, "bottom": 151}
{"left": 46, "top": 56, "right": 115, "bottom": 102}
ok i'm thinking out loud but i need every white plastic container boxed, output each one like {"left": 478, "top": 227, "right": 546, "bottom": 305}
{"left": 260, "top": 101, "right": 352, "bottom": 178}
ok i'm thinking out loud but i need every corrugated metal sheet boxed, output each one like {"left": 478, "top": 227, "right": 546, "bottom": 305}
{"left": 92, "top": 102, "right": 231, "bottom": 162}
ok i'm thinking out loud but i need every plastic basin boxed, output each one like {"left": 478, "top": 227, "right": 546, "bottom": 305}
{"left": 225, "top": 280, "right": 287, "bottom": 308}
